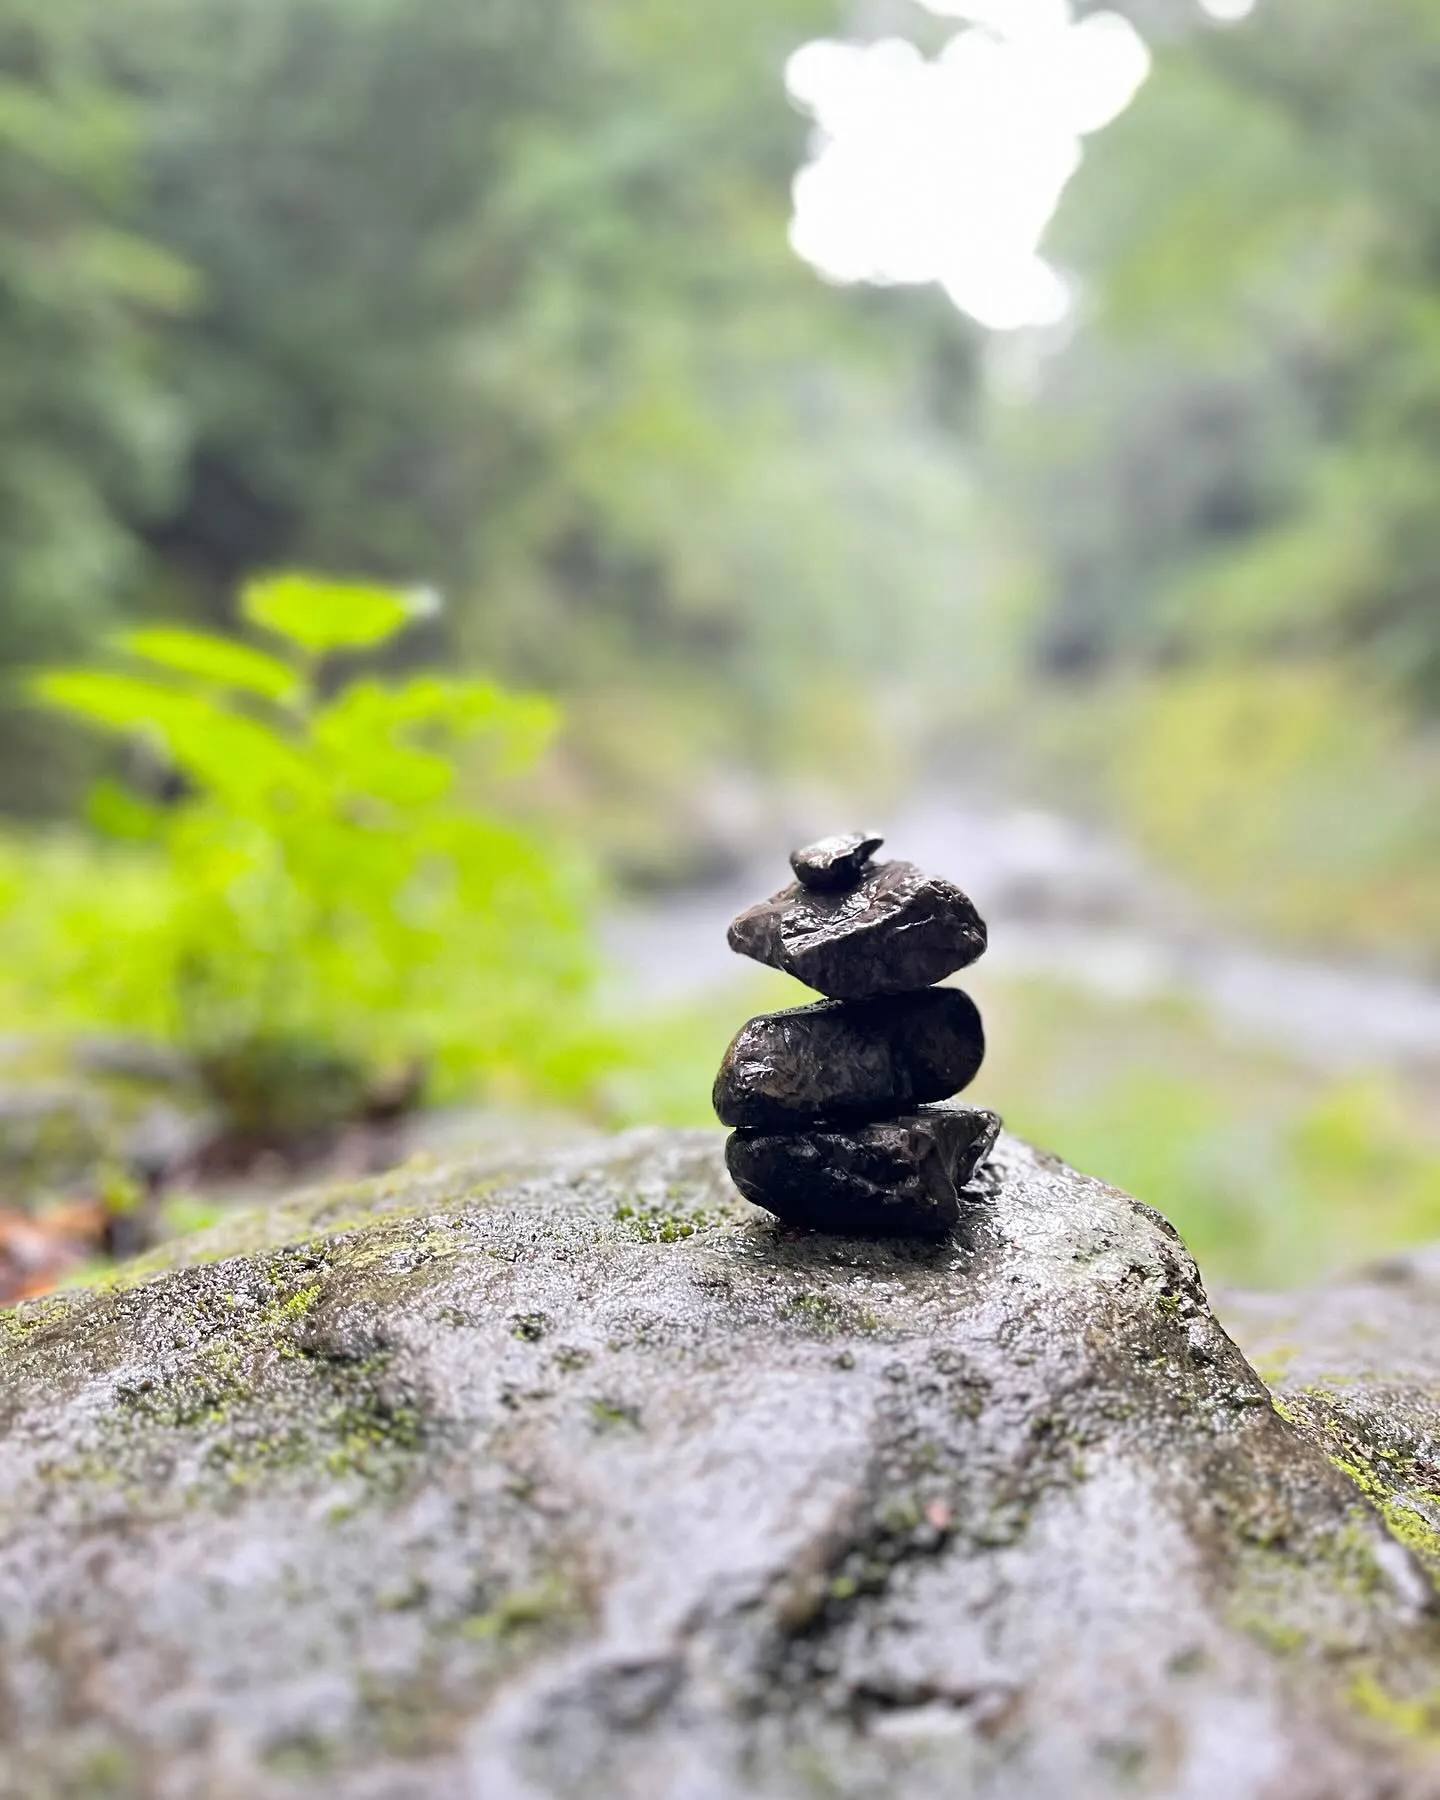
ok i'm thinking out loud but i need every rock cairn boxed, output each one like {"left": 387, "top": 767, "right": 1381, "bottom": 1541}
{"left": 714, "top": 832, "right": 1000, "bottom": 1237}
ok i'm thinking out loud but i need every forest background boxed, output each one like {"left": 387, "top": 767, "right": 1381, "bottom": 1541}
{"left": 1, "top": 0, "right": 1438, "bottom": 1290}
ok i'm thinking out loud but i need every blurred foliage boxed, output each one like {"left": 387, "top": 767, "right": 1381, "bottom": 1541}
{"left": 1019, "top": 0, "right": 1440, "bottom": 704}
{"left": 1003, "top": 667, "right": 1440, "bottom": 962}
{"left": 0, "top": 0, "right": 1439, "bottom": 1281}
{"left": 4, "top": 0, "right": 1440, "bottom": 901}
{"left": 0, "top": 0, "right": 979, "bottom": 859}
{"left": 972, "top": 974, "right": 1440, "bottom": 1289}
{"left": 1106, "top": 671, "right": 1439, "bottom": 956}
{"left": 974, "top": 0, "right": 1440, "bottom": 960}
{"left": 0, "top": 0, "right": 191, "bottom": 810}
{"left": 8, "top": 575, "right": 597, "bottom": 1138}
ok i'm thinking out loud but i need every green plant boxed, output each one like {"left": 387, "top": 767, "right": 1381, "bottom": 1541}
{"left": 25, "top": 573, "right": 597, "bottom": 1136}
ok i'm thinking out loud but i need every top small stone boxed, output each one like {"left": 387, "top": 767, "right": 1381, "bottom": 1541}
{"left": 727, "top": 855, "right": 987, "bottom": 999}
{"left": 789, "top": 831, "right": 884, "bottom": 893}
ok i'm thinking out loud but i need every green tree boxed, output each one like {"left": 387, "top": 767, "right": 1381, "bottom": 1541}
{"left": 1, "top": 0, "right": 986, "bottom": 841}
{"left": 103, "top": 0, "right": 979, "bottom": 816}
{"left": 0, "top": 0, "right": 190, "bottom": 809}
{"left": 972, "top": 0, "right": 1440, "bottom": 957}
{"left": 1011, "top": 0, "right": 1440, "bottom": 712}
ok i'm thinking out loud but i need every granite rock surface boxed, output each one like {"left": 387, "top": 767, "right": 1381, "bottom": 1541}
{"left": 1, "top": 1129, "right": 1439, "bottom": 1799}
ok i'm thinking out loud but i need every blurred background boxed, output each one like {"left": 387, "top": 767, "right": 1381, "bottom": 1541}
{"left": 0, "top": 0, "right": 1437, "bottom": 1299}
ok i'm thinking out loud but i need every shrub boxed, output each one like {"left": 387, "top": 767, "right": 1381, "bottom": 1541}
{"left": 18, "top": 573, "right": 597, "bottom": 1137}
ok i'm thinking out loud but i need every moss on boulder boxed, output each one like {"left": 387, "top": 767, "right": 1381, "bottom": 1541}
{"left": 1, "top": 1129, "right": 1438, "bottom": 1798}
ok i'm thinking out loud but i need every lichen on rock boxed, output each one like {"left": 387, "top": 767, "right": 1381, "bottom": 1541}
{"left": 1, "top": 1129, "right": 1439, "bottom": 1798}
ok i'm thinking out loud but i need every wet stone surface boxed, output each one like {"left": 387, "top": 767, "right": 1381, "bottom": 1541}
{"left": 713, "top": 988, "right": 985, "bottom": 1130}
{"left": 3, "top": 1129, "right": 1438, "bottom": 1800}
{"left": 789, "top": 831, "right": 885, "bottom": 893}
{"left": 725, "top": 1102, "right": 1001, "bottom": 1237}
{"left": 727, "top": 859, "right": 988, "bottom": 1000}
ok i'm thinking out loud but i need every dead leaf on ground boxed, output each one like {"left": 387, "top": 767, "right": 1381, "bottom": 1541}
{"left": 0, "top": 1201, "right": 107, "bottom": 1307}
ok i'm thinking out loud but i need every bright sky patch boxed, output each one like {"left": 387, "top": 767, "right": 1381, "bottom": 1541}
{"left": 785, "top": 0, "right": 1153, "bottom": 331}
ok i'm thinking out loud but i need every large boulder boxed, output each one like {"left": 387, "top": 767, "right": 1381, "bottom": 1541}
{"left": 1, "top": 1129, "right": 1438, "bottom": 1799}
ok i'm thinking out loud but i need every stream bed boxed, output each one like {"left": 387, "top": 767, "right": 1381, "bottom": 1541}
{"left": 605, "top": 792, "right": 1440, "bottom": 1079}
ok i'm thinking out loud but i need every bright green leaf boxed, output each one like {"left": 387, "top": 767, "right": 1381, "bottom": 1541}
{"left": 116, "top": 628, "right": 301, "bottom": 702}
{"left": 35, "top": 668, "right": 184, "bottom": 734}
{"left": 33, "top": 670, "right": 317, "bottom": 808}
{"left": 241, "top": 572, "right": 424, "bottom": 655}
{"left": 85, "top": 778, "right": 163, "bottom": 843}
{"left": 18, "top": 564, "right": 596, "bottom": 1138}
{"left": 315, "top": 677, "right": 558, "bottom": 772}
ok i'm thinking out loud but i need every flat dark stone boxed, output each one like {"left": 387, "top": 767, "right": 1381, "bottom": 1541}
{"left": 727, "top": 859, "right": 987, "bottom": 999}
{"left": 713, "top": 988, "right": 984, "bottom": 1129}
{"left": 789, "top": 831, "right": 884, "bottom": 893}
{"left": 725, "top": 1103, "right": 1001, "bottom": 1237}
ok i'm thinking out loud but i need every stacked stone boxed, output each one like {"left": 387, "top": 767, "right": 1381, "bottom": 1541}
{"left": 713, "top": 833, "right": 1000, "bottom": 1238}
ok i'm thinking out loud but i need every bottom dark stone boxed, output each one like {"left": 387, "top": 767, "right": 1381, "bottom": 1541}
{"left": 725, "top": 1103, "right": 1001, "bottom": 1238}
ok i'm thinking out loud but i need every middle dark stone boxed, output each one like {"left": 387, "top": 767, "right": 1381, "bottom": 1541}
{"left": 713, "top": 987, "right": 984, "bottom": 1129}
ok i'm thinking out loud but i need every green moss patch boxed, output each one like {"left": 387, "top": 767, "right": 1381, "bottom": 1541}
{"left": 1279, "top": 1388, "right": 1440, "bottom": 1586}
